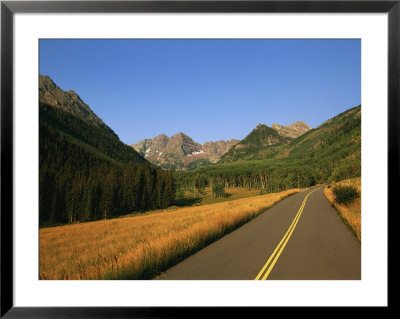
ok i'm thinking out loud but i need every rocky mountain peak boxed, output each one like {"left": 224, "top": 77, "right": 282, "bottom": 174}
{"left": 167, "top": 132, "right": 202, "bottom": 156}
{"left": 154, "top": 133, "right": 168, "bottom": 140}
{"left": 271, "top": 121, "right": 311, "bottom": 139}
{"left": 39, "top": 75, "right": 57, "bottom": 90}
{"left": 202, "top": 139, "right": 240, "bottom": 157}
{"left": 131, "top": 133, "right": 239, "bottom": 171}
{"left": 39, "top": 75, "right": 111, "bottom": 132}
{"left": 172, "top": 132, "right": 190, "bottom": 140}
{"left": 271, "top": 123, "right": 283, "bottom": 129}
{"left": 287, "top": 121, "right": 312, "bottom": 130}
{"left": 255, "top": 124, "right": 267, "bottom": 130}
{"left": 152, "top": 134, "right": 169, "bottom": 148}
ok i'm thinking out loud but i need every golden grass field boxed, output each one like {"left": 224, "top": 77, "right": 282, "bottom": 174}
{"left": 324, "top": 177, "right": 361, "bottom": 241}
{"left": 39, "top": 188, "right": 300, "bottom": 280}
{"left": 174, "top": 186, "right": 262, "bottom": 207}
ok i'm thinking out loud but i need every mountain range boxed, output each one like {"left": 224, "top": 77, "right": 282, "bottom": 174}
{"left": 39, "top": 74, "right": 361, "bottom": 226}
{"left": 132, "top": 121, "right": 311, "bottom": 170}
{"left": 132, "top": 134, "right": 240, "bottom": 170}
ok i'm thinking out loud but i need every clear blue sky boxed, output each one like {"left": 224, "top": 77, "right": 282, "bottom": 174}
{"left": 39, "top": 39, "right": 361, "bottom": 145}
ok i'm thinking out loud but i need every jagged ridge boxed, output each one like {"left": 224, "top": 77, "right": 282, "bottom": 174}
{"left": 132, "top": 133, "right": 239, "bottom": 170}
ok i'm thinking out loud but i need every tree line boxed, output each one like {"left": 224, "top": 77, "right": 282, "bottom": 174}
{"left": 175, "top": 161, "right": 318, "bottom": 195}
{"left": 39, "top": 103, "right": 175, "bottom": 227}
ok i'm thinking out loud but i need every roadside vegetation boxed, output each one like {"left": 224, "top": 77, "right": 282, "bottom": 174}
{"left": 39, "top": 188, "right": 300, "bottom": 280}
{"left": 324, "top": 177, "right": 361, "bottom": 241}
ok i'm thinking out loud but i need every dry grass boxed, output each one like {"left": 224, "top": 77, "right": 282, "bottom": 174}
{"left": 324, "top": 177, "right": 361, "bottom": 241}
{"left": 39, "top": 188, "right": 300, "bottom": 280}
{"left": 194, "top": 187, "right": 261, "bottom": 205}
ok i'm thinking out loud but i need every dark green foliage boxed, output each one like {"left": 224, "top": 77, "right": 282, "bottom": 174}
{"left": 175, "top": 160, "right": 317, "bottom": 195}
{"left": 194, "top": 174, "right": 208, "bottom": 194}
{"left": 212, "top": 181, "right": 227, "bottom": 198}
{"left": 40, "top": 102, "right": 146, "bottom": 164}
{"left": 39, "top": 103, "right": 175, "bottom": 227}
{"left": 333, "top": 185, "right": 360, "bottom": 204}
{"left": 176, "top": 189, "right": 185, "bottom": 200}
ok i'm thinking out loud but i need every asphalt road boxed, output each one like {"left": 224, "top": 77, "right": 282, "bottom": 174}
{"left": 156, "top": 186, "right": 361, "bottom": 280}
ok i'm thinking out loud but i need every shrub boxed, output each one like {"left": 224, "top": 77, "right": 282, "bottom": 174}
{"left": 333, "top": 185, "right": 360, "bottom": 204}
{"left": 259, "top": 189, "right": 267, "bottom": 195}
{"left": 176, "top": 189, "right": 185, "bottom": 199}
{"left": 212, "top": 181, "right": 227, "bottom": 198}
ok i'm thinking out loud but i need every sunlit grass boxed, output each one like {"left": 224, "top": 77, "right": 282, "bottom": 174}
{"left": 175, "top": 186, "right": 262, "bottom": 207}
{"left": 324, "top": 177, "right": 361, "bottom": 241}
{"left": 39, "top": 188, "right": 300, "bottom": 280}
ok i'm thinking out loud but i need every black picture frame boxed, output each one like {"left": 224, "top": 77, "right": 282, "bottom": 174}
{"left": 1, "top": 0, "right": 396, "bottom": 317}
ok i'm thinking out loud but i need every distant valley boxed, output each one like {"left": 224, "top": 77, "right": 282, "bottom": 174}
{"left": 38, "top": 74, "right": 361, "bottom": 227}
{"left": 38, "top": 39, "right": 362, "bottom": 282}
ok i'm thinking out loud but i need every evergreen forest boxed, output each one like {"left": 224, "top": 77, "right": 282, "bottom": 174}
{"left": 39, "top": 102, "right": 175, "bottom": 226}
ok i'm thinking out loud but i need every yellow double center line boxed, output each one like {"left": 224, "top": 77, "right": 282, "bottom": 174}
{"left": 254, "top": 187, "right": 321, "bottom": 280}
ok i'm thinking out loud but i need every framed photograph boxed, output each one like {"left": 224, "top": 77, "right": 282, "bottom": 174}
{"left": 1, "top": 0, "right": 396, "bottom": 317}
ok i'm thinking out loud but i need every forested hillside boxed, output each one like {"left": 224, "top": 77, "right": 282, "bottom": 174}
{"left": 276, "top": 104, "right": 361, "bottom": 182}
{"left": 219, "top": 124, "right": 291, "bottom": 163}
{"left": 39, "top": 79, "right": 176, "bottom": 227}
{"left": 175, "top": 105, "right": 361, "bottom": 193}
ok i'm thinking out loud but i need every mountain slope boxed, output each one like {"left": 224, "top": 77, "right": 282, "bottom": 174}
{"left": 40, "top": 102, "right": 146, "bottom": 165}
{"left": 219, "top": 124, "right": 293, "bottom": 163}
{"left": 40, "top": 75, "right": 113, "bottom": 133}
{"left": 276, "top": 104, "right": 361, "bottom": 182}
{"left": 276, "top": 105, "right": 361, "bottom": 161}
{"left": 39, "top": 75, "right": 175, "bottom": 226}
